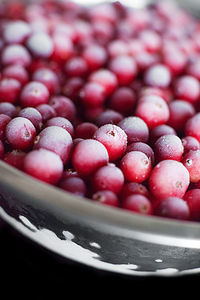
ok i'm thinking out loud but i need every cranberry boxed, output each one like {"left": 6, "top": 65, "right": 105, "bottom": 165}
{"left": 155, "top": 197, "right": 190, "bottom": 220}
{"left": 121, "top": 182, "right": 149, "bottom": 200}
{"left": 149, "top": 160, "right": 190, "bottom": 200}
{"left": 139, "top": 86, "right": 173, "bottom": 104}
{"left": 6, "top": 117, "right": 36, "bottom": 150}
{"left": 92, "top": 20, "right": 114, "bottom": 45}
{"left": 49, "top": 96, "right": 76, "bottom": 121}
{"left": 92, "top": 164, "right": 124, "bottom": 194}
{"left": 75, "top": 122, "right": 98, "bottom": 139}
{"left": 182, "top": 136, "right": 200, "bottom": 154}
{"left": 18, "top": 107, "right": 42, "bottom": 131}
{"left": 83, "top": 44, "right": 107, "bottom": 71}
{"left": 51, "top": 34, "right": 73, "bottom": 62}
{"left": 144, "top": 64, "right": 171, "bottom": 88}
{"left": 0, "top": 102, "right": 17, "bottom": 118}
{"left": 135, "top": 52, "right": 160, "bottom": 71}
{"left": 0, "top": 78, "right": 21, "bottom": 104}
{"left": 108, "top": 40, "right": 128, "bottom": 57}
{"left": 168, "top": 100, "right": 195, "bottom": 132}
{"left": 185, "top": 113, "right": 200, "bottom": 143}
{"left": 182, "top": 150, "right": 200, "bottom": 183}
{"left": 128, "top": 39, "right": 145, "bottom": 56}
{"left": 184, "top": 189, "right": 200, "bottom": 221}
{"left": 2, "top": 65, "right": 29, "bottom": 85}
{"left": 89, "top": 3, "right": 117, "bottom": 24}
{"left": 93, "top": 124, "right": 127, "bottom": 161}
{"left": 187, "top": 58, "right": 200, "bottom": 81}
{"left": 118, "top": 116, "right": 149, "bottom": 143}
{"left": 139, "top": 30, "right": 161, "bottom": 53}
{"left": 154, "top": 135, "right": 184, "bottom": 162}
{"left": 95, "top": 109, "right": 123, "bottom": 127}
{"left": 1, "top": 44, "right": 31, "bottom": 67}
{"left": 127, "top": 142, "right": 155, "bottom": 165}
{"left": 72, "top": 139, "right": 109, "bottom": 177}
{"left": 109, "top": 55, "right": 137, "bottom": 86}
{"left": 24, "top": 149, "right": 63, "bottom": 185}
{"left": 36, "top": 104, "right": 56, "bottom": 122}
{"left": 163, "top": 46, "right": 187, "bottom": 75}
{"left": 84, "top": 106, "right": 104, "bottom": 123}
{"left": 174, "top": 75, "right": 200, "bottom": 103}
{"left": 20, "top": 81, "right": 49, "bottom": 107}
{"left": 0, "top": 140, "right": 4, "bottom": 159}
{"left": 3, "top": 150, "right": 26, "bottom": 170}
{"left": 92, "top": 190, "right": 119, "bottom": 207}
{"left": 34, "top": 126, "right": 73, "bottom": 164}
{"left": 59, "top": 176, "right": 86, "bottom": 197}
{"left": 3, "top": 21, "right": 31, "bottom": 44}
{"left": 62, "top": 77, "right": 84, "bottom": 101}
{"left": 32, "top": 68, "right": 59, "bottom": 95}
{"left": 122, "top": 194, "right": 153, "bottom": 215}
{"left": 27, "top": 32, "right": 54, "bottom": 58}
{"left": 150, "top": 124, "right": 176, "bottom": 144}
{"left": 0, "top": 114, "right": 11, "bottom": 139}
{"left": 89, "top": 69, "right": 117, "bottom": 96}
{"left": 109, "top": 87, "right": 136, "bottom": 115}
{"left": 80, "top": 82, "right": 106, "bottom": 108}
{"left": 120, "top": 151, "right": 151, "bottom": 183}
{"left": 136, "top": 95, "right": 169, "bottom": 129}
{"left": 64, "top": 57, "right": 88, "bottom": 77}
{"left": 46, "top": 117, "right": 74, "bottom": 137}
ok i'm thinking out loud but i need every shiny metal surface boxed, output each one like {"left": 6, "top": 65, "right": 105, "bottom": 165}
{"left": 1, "top": 0, "right": 200, "bottom": 276}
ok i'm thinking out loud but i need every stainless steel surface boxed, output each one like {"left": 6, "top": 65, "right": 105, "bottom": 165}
{"left": 1, "top": 0, "right": 200, "bottom": 276}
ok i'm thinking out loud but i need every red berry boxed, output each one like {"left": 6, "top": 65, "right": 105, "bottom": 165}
{"left": 24, "top": 149, "right": 63, "bottom": 184}
{"left": 92, "top": 164, "right": 124, "bottom": 194}
{"left": 72, "top": 139, "right": 109, "bottom": 177}
{"left": 136, "top": 95, "right": 169, "bottom": 129}
{"left": 36, "top": 104, "right": 56, "bottom": 122}
{"left": 89, "top": 69, "right": 117, "bottom": 96}
{"left": 118, "top": 116, "right": 149, "bottom": 143}
{"left": 80, "top": 82, "right": 106, "bottom": 108}
{"left": 184, "top": 189, "right": 200, "bottom": 221}
{"left": 155, "top": 197, "right": 190, "bottom": 220}
{"left": 46, "top": 117, "right": 74, "bottom": 137}
{"left": 3, "top": 150, "right": 26, "bottom": 170}
{"left": 121, "top": 182, "right": 149, "bottom": 200}
{"left": 92, "top": 190, "right": 119, "bottom": 207}
{"left": 149, "top": 160, "right": 190, "bottom": 200}
{"left": 108, "top": 40, "right": 128, "bottom": 57}
{"left": 182, "top": 136, "right": 200, "bottom": 154}
{"left": 109, "top": 87, "right": 136, "bottom": 115}
{"left": 2, "top": 65, "right": 29, "bottom": 85}
{"left": 51, "top": 34, "right": 73, "bottom": 62}
{"left": 95, "top": 109, "right": 123, "bottom": 127}
{"left": 64, "top": 57, "right": 88, "bottom": 77}
{"left": 154, "top": 135, "right": 184, "bottom": 162}
{"left": 34, "top": 126, "right": 73, "bottom": 164}
{"left": 0, "top": 114, "right": 11, "bottom": 139}
{"left": 150, "top": 124, "right": 176, "bottom": 144}
{"left": 0, "top": 140, "right": 4, "bottom": 159}
{"left": 120, "top": 151, "right": 152, "bottom": 183}
{"left": 27, "top": 32, "right": 54, "bottom": 58}
{"left": 122, "top": 194, "right": 153, "bottom": 215}
{"left": 0, "top": 102, "right": 17, "bottom": 118}
{"left": 0, "top": 78, "right": 21, "bottom": 104}
{"left": 20, "top": 81, "right": 49, "bottom": 107}
{"left": 144, "top": 64, "right": 171, "bottom": 88}
{"left": 83, "top": 44, "right": 107, "bottom": 71}
{"left": 174, "top": 75, "right": 200, "bottom": 103}
{"left": 182, "top": 150, "right": 200, "bottom": 183}
{"left": 6, "top": 117, "right": 36, "bottom": 150}
{"left": 62, "top": 77, "right": 84, "bottom": 101}
{"left": 18, "top": 107, "right": 42, "bottom": 131}
{"left": 3, "top": 20, "right": 31, "bottom": 44}
{"left": 59, "top": 176, "right": 86, "bottom": 197}
{"left": 185, "top": 113, "right": 200, "bottom": 143}
{"left": 109, "top": 55, "right": 137, "bottom": 86}
{"left": 49, "top": 96, "right": 76, "bottom": 121}
{"left": 75, "top": 122, "right": 98, "bottom": 139}
{"left": 127, "top": 142, "right": 155, "bottom": 165}
{"left": 32, "top": 68, "right": 59, "bottom": 95}
{"left": 168, "top": 100, "right": 195, "bottom": 132}
{"left": 93, "top": 124, "right": 127, "bottom": 161}
{"left": 2, "top": 44, "right": 31, "bottom": 67}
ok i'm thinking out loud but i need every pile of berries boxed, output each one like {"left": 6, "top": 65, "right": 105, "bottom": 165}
{"left": 1, "top": 0, "right": 200, "bottom": 222}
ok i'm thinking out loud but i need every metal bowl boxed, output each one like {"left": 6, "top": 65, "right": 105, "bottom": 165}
{"left": 1, "top": 0, "right": 200, "bottom": 277}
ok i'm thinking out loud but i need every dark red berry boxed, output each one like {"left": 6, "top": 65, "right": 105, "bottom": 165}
{"left": 49, "top": 96, "right": 76, "bottom": 121}
{"left": 0, "top": 114, "right": 11, "bottom": 139}
{"left": 83, "top": 44, "right": 107, "bottom": 71}
{"left": 75, "top": 122, "right": 98, "bottom": 139}
{"left": 0, "top": 78, "right": 21, "bottom": 104}
{"left": 46, "top": 117, "right": 74, "bottom": 137}
{"left": 0, "top": 102, "right": 17, "bottom": 118}
{"left": 155, "top": 197, "right": 190, "bottom": 220}
{"left": 0, "top": 140, "right": 4, "bottom": 159}
{"left": 184, "top": 189, "right": 200, "bottom": 221}
{"left": 80, "top": 82, "right": 106, "bottom": 108}
{"left": 109, "top": 87, "right": 136, "bottom": 115}
{"left": 3, "top": 150, "right": 26, "bottom": 170}
{"left": 18, "top": 107, "right": 43, "bottom": 131}
{"left": 95, "top": 109, "right": 123, "bottom": 127}
{"left": 20, "top": 81, "right": 49, "bottom": 107}
{"left": 121, "top": 182, "right": 149, "bottom": 200}
{"left": 122, "top": 194, "right": 153, "bottom": 215}
{"left": 2, "top": 65, "right": 29, "bottom": 85}
{"left": 154, "top": 135, "right": 184, "bottom": 162}
{"left": 92, "top": 190, "right": 119, "bottom": 207}
{"left": 59, "top": 176, "right": 86, "bottom": 197}
{"left": 36, "top": 104, "right": 56, "bottom": 122}
{"left": 32, "top": 68, "right": 59, "bottom": 95}
{"left": 89, "top": 69, "right": 117, "bottom": 96}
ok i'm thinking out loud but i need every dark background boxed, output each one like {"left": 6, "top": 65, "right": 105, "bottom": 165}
{"left": 0, "top": 218, "right": 199, "bottom": 297}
